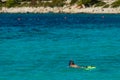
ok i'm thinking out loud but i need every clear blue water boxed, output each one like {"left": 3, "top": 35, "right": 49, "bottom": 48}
{"left": 0, "top": 13, "right": 120, "bottom": 80}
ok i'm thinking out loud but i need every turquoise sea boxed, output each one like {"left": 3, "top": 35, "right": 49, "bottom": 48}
{"left": 0, "top": 13, "right": 120, "bottom": 80}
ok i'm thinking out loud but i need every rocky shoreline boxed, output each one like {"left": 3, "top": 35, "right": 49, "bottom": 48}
{"left": 0, "top": 6, "right": 120, "bottom": 14}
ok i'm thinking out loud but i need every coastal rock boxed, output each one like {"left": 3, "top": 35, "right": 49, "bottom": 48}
{"left": 1, "top": 6, "right": 120, "bottom": 13}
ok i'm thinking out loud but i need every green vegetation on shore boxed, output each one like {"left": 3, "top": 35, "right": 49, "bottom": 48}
{"left": 112, "top": 0, "right": 120, "bottom": 7}
{"left": 6, "top": 0, "right": 19, "bottom": 7}
{"left": 94, "top": 1, "right": 106, "bottom": 7}
{"left": 0, "top": 0, "right": 119, "bottom": 8}
{"left": 77, "top": 0, "right": 104, "bottom": 7}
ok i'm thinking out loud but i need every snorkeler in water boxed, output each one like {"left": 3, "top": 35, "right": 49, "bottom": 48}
{"left": 69, "top": 60, "right": 80, "bottom": 68}
{"left": 69, "top": 60, "right": 96, "bottom": 70}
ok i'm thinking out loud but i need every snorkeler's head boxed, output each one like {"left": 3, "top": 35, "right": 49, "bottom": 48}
{"left": 69, "top": 60, "right": 75, "bottom": 66}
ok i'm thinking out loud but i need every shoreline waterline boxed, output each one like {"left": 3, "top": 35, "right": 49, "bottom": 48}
{"left": 0, "top": 7, "right": 120, "bottom": 14}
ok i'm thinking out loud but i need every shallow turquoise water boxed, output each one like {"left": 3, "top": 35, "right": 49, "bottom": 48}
{"left": 0, "top": 13, "right": 120, "bottom": 80}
